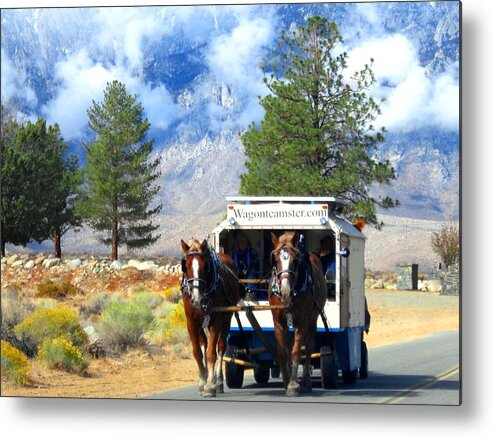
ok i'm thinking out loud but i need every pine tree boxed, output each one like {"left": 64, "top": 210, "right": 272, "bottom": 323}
{"left": 1, "top": 105, "right": 80, "bottom": 257}
{"left": 78, "top": 80, "right": 162, "bottom": 260}
{"left": 240, "top": 17, "right": 398, "bottom": 227}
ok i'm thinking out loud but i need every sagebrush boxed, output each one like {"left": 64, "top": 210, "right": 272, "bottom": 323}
{"left": 97, "top": 300, "right": 154, "bottom": 353}
{"left": 37, "top": 279, "right": 77, "bottom": 299}
{"left": 39, "top": 336, "right": 89, "bottom": 374}
{"left": 1, "top": 340, "right": 30, "bottom": 385}
{"left": 13, "top": 306, "right": 88, "bottom": 353}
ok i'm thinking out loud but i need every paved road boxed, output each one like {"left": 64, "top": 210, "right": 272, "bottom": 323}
{"left": 146, "top": 330, "right": 460, "bottom": 405}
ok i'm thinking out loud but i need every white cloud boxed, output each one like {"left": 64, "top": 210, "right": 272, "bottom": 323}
{"left": 93, "top": 7, "right": 170, "bottom": 75}
{"left": 42, "top": 49, "right": 179, "bottom": 140}
{"left": 205, "top": 13, "right": 274, "bottom": 130}
{"left": 1, "top": 49, "right": 38, "bottom": 107}
{"left": 345, "top": 34, "right": 459, "bottom": 132}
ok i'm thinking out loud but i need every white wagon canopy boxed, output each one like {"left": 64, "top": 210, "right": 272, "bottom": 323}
{"left": 211, "top": 196, "right": 367, "bottom": 332}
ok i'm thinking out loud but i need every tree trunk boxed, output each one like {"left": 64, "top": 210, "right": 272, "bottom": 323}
{"left": 1, "top": 238, "right": 5, "bottom": 258}
{"left": 111, "top": 220, "right": 118, "bottom": 261}
{"left": 53, "top": 233, "right": 62, "bottom": 258}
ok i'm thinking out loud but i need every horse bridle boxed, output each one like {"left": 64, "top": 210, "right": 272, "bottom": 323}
{"left": 275, "top": 247, "right": 298, "bottom": 279}
{"left": 182, "top": 251, "right": 208, "bottom": 298}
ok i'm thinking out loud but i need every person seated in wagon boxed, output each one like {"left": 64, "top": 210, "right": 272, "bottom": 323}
{"left": 232, "top": 233, "right": 259, "bottom": 302}
{"left": 316, "top": 234, "right": 336, "bottom": 297}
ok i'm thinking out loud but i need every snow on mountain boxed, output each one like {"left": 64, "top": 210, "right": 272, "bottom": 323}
{"left": 1, "top": 2, "right": 460, "bottom": 259}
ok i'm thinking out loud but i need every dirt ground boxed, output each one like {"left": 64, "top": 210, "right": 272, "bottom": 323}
{"left": 1, "top": 288, "right": 459, "bottom": 399}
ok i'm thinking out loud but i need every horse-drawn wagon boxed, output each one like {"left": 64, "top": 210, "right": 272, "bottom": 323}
{"left": 207, "top": 196, "right": 370, "bottom": 392}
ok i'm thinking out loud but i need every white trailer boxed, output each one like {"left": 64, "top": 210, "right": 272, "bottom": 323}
{"left": 210, "top": 196, "right": 369, "bottom": 389}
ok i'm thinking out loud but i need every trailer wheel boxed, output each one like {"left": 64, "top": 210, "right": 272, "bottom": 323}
{"left": 342, "top": 369, "right": 358, "bottom": 384}
{"left": 254, "top": 365, "right": 270, "bottom": 385}
{"left": 359, "top": 341, "right": 368, "bottom": 379}
{"left": 320, "top": 346, "right": 338, "bottom": 389}
{"left": 225, "top": 346, "right": 244, "bottom": 389}
{"left": 271, "top": 364, "right": 280, "bottom": 379}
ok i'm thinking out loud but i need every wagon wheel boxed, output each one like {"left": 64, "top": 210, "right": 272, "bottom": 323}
{"left": 359, "top": 341, "right": 368, "bottom": 379}
{"left": 271, "top": 364, "right": 281, "bottom": 379}
{"left": 254, "top": 365, "right": 270, "bottom": 385}
{"left": 320, "top": 345, "right": 338, "bottom": 389}
{"left": 342, "top": 369, "right": 358, "bottom": 384}
{"left": 225, "top": 345, "right": 244, "bottom": 389}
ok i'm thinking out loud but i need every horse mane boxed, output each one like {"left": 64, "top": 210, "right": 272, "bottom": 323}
{"left": 353, "top": 220, "right": 366, "bottom": 232}
{"left": 187, "top": 239, "right": 204, "bottom": 253}
{"left": 272, "top": 232, "right": 300, "bottom": 259}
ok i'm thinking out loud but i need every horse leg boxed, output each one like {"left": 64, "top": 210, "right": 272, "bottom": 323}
{"left": 215, "top": 319, "right": 229, "bottom": 394}
{"left": 300, "top": 323, "right": 316, "bottom": 394}
{"left": 187, "top": 320, "right": 208, "bottom": 394}
{"left": 273, "top": 317, "right": 290, "bottom": 390}
{"left": 286, "top": 327, "right": 303, "bottom": 397}
{"left": 204, "top": 325, "right": 219, "bottom": 397}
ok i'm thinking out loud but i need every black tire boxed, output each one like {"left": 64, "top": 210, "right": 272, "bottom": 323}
{"left": 359, "top": 341, "right": 368, "bottom": 379}
{"left": 225, "top": 346, "right": 244, "bottom": 389}
{"left": 271, "top": 364, "right": 280, "bottom": 379}
{"left": 342, "top": 369, "right": 358, "bottom": 384}
{"left": 320, "top": 346, "right": 338, "bottom": 389}
{"left": 254, "top": 365, "right": 270, "bottom": 385}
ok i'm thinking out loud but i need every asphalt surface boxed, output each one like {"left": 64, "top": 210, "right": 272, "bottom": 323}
{"left": 145, "top": 330, "right": 460, "bottom": 405}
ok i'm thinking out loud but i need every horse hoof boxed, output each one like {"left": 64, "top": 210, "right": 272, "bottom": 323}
{"left": 286, "top": 387, "right": 299, "bottom": 397}
{"left": 216, "top": 384, "right": 224, "bottom": 394}
{"left": 203, "top": 390, "right": 217, "bottom": 398}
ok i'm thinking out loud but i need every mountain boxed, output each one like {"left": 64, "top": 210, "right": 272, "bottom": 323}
{"left": 1, "top": 2, "right": 460, "bottom": 260}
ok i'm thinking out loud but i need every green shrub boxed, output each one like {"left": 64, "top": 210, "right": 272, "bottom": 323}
{"left": 39, "top": 337, "right": 89, "bottom": 375}
{"left": 13, "top": 306, "right": 88, "bottom": 354}
{"left": 80, "top": 292, "right": 111, "bottom": 318}
{"left": 97, "top": 300, "right": 155, "bottom": 353}
{"left": 154, "top": 301, "right": 178, "bottom": 319}
{"left": 1, "top": 340, "right": 30, "bottom": 385}
{"left": 130, "top": 284, "right": 149, "bottom": 294}
{"left": 162, "top": 303, "right": 188, "bottom": 345}
{"left": 36, "top": 279, "right": 77, "bottom": 299}
{"left": 131, "top": 291, "right": 164, "bottom": 310}
{"left": 1, "top": 291, "right": 35, "bottom": 329}
{"left": 162, "top": 287, "right": 181, "bottom": 303}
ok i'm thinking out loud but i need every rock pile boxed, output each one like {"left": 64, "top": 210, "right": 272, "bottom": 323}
{"left": 1, "top": 253, "right": 182, "bottom": 276}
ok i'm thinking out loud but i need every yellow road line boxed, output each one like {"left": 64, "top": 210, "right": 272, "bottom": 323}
{"left": 379, "top": 364, "right": 460, "bottom": 404}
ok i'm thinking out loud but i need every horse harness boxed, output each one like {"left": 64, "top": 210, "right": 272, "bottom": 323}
{"left": 271, "top": 247, "right": 313, "bottom": 302}
{"left": 181, "top": 249, "right": 222, "bottom": 311}
{"left": 271, "top": 246, "right": 330, "bottom": 331}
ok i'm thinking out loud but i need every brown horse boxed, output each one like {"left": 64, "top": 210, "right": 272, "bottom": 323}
{"left": 180, "top": 238, "right": 240, "bottom": 397}
{"left": 269, "top": 231, "right": 327, "bottom": 397}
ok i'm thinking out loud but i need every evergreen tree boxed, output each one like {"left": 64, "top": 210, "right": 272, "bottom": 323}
{"left": 48, "top": 153, "right": 83, "bottom": 258}
{"left": 78, "top": 80, "right": 162, "bottom": 260}
{"left": 240, "top": 17, "right": 398, "bottom": 227}
{"left": 0, "top": 105, "right": 80, "bottom": 257}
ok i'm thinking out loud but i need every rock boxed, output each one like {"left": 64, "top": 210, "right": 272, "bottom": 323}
{"left": 23, "top": 260, "right": 35, "bottom": 269}
{"left": 12, "top": 260, "right": 24, "bottom": 268}
{"left": 127, "top": 260, "right": 158, "bottom": 271}
{"left": 110, "top": 260, "right": 123, "bottom": 270}
{"left": 384, "top": 283, "right": 397, "bottom": 290}
{"left": 34, "top": 256, "right": 45, "bottom": 266}
{"left": 365, "top": 278, "right": 375, "bottom": 288}
{"left": 83, "top": 326, "right": 99, "bottom": 344}
{"left": 127, "top": 259, "right": 141, "bottom": 269}
{"left": 43, "top": 258, "right": 61, "bottom": 269}
{"left": 6, "top": 254, "right": 19, "bottom": 265}
{"left": 426, "top": 279, "right": 442, "bottom": 293}
{"left": 418, "top": 280, "right": 427, "bottom": 291}
{"left": 370, "top": 279, "right": 384, "bottom": 289}
{"left": 68, "top": 258, "right": 82, "bottom": 269}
